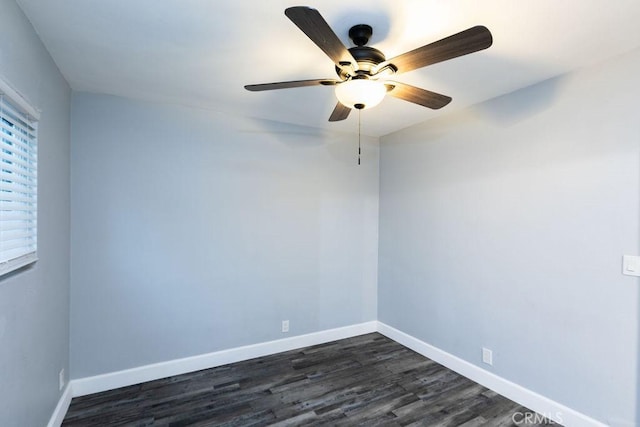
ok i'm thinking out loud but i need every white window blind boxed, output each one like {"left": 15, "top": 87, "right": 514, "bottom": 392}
{"left": 0, "top": 80, "right": 38, "bottom": 276}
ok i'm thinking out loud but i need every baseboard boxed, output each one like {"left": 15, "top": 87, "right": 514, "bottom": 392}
{"left": 71, "top": 321, "right": 378, "bottom": 397}
{"left": 376, "top": 322, "right": 608, "bottom": 427}
{"left": 57, "top": 320, "right": 614, "bottom": 427}
{"left": 47, "top": 383, "right": 73, "bottom": 427}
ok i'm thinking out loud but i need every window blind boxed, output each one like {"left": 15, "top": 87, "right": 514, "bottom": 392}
{"left": 0, "top": 89, "right": 38, "bottom": 276}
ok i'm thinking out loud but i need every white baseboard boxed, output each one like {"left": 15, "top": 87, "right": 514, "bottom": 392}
{"left": 376, "top": 322, "right": 608, "bottom": 427}
{"left": 47, "top": 384, "right": 72, "bottom": 427}
{"left": 71, "top": 321, "right": 378, "bottom": 397}
{"left": 54, "top": 320, "right": 615, "bottom": 427}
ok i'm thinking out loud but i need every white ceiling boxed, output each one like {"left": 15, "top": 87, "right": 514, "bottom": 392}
{"left": 16, "top": 0, "right": 640, "bottom": 137}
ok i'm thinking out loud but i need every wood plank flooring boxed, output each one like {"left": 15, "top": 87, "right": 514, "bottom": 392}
{"left": 63, "top": 333, "right": 558, "bottom": 426}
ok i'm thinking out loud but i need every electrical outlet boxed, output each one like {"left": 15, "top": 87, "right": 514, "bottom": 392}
{"left": 482, "top": 348, "right": 493, "bottom": 366}
{"left": 58, "top": 368, "right": 65, "bottom": 391}
{"left": 282, "top": 320, "right": 289, "bottom": 333}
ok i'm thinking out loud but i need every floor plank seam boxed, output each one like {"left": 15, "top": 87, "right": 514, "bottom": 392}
{"left": 63, "top": 333, "right": 560, "bottom": 426}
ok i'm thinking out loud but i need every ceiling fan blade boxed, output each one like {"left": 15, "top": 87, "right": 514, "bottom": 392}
{"left": 382, "top": 26, "right": 492, "bottom": 74}
{"left": 328, "top": 102, "right": 351, "bottom": 122}
{"left": 386, "top": 82, "right": 452, "bottom": 109}
{"left": 245, "top": 79, "right": 338, "bottom": 92}
{"left": 285, "top": 6, "right": 357, "bottom": 70}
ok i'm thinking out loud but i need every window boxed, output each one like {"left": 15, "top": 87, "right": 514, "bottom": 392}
{"left": 0, "top": 78, "right": 39, "bottom": 276}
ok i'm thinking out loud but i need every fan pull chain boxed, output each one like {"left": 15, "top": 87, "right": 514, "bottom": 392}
{"left": 358, "top": 109, "right": 361, "bottom": 165}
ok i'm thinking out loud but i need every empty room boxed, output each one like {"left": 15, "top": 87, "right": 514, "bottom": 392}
{"left": 0, "top": 0, "right": 638, "bottom": 426}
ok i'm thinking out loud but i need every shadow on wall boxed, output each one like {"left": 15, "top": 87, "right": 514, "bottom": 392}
{"left": 239, "top": 115, "right": 375, "bottom": 166}
{"left": 471, "top": 75, "right": 565, "bottom": 127}
{"left": 239, "top": 115, "right": 334, "bottom": 144}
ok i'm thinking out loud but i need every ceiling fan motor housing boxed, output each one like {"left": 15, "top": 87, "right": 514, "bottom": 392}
{"left": 335, "top": 25, "right": 387, "bottom": 79}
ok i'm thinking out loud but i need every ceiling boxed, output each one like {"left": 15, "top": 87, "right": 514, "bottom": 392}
{"left": 16, "top": 0, "right": 640, "bottom": 137}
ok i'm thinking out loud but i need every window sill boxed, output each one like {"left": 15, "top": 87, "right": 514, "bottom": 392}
{"left": 0, "top": 252, "right": 38, "bottom": 278}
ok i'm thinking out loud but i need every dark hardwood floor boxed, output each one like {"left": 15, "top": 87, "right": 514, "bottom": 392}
{"left": 63, "top": 333, "right": 557, "bottom": 426}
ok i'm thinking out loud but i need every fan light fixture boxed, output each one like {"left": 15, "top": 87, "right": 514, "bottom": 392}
{"left": 335, "top": 79, "right": 386, "bottom": 110}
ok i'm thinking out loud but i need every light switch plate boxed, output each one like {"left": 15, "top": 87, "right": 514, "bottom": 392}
{"left": 622, "top": 255, "right": 640, "bottom": 277}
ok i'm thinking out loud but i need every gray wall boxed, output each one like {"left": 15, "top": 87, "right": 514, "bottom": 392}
{"left": 70, "top": 93, "right": 379, "bottom": 378}
{"left": 10, "top": 2, "right": 633, "bottom": 421}
{"left": 0, "top": 0, "right": 71, "bottom": 426}
{"left": 378, "top": 48, "right": 640, "bottom": 425}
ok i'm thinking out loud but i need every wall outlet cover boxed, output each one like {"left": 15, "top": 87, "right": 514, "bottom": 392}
{"left": 482, "top": 348, "right": 493, "bottom": 366}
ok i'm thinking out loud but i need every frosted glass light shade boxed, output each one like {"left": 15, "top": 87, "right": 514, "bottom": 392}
{"left": 335, "top": 79, "right": 386, "bottom": 110}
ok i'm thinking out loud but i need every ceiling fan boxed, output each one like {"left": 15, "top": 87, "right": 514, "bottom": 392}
{"left": 245, "top": 6, "right": 493, "bottom": 122}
